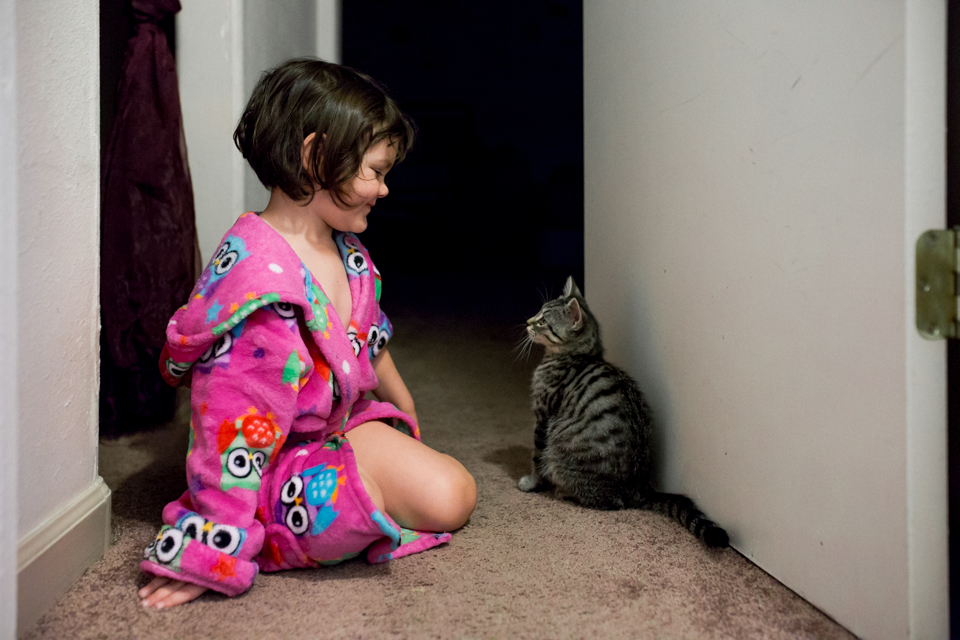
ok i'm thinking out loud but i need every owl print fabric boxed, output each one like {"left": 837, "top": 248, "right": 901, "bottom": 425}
{"left": 257, "top": 436, "right": 450, "bottom": 572}
{"left": 142, "top": 213, "right": 445, "bottom": 596}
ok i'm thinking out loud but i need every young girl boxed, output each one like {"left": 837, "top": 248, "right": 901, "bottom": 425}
{"left": 138, "top": 58, "right": 477, "bottom": 609}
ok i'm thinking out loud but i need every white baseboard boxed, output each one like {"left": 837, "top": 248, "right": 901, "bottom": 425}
{"left": 17, "top": 477, "right": 111, "bottom": 636}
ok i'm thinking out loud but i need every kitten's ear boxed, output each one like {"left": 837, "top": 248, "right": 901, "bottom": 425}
{"left": 567, "top": 298, "right": 583, "bottom": 330}
{"left": 563, "top": 276, "right": 583, "bottom": 299}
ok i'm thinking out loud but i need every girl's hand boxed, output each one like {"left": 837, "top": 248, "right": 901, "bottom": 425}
{"left": 139, "top": 575, "right": 208, "bottom": 609}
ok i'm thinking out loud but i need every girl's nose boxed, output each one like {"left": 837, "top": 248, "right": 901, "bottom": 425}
{"left": 378, "top": 182, "right": 389, "bottom": 198}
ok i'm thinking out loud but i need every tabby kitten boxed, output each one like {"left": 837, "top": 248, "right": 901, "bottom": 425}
{"left": 519, "top": 277, "right": 728, "bottom": 548}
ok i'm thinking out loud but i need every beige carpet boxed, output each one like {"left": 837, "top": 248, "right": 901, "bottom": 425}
{"left": 23, "top": 312, "right": 854, "bottom": 639}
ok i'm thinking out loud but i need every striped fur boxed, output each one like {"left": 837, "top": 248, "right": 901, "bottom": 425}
{"left": 518, "top": 277, "right": 728, "bottom": 548}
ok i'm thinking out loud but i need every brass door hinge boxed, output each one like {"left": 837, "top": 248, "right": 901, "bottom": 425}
{"left": 916, "top": 228, "right": 959, "bottom": 339}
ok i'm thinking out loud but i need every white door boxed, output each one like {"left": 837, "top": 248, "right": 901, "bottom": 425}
{"left": 584, "top": 2, "right": 947, "bottom": 638}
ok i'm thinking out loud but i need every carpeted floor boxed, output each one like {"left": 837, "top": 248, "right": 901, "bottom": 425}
{"left": 23, "top": 312, "right": 855, "bottom": 639}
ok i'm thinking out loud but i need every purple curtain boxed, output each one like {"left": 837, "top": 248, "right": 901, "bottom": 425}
{"left": 100, "top": 0, "right": 198, "bottom": 435}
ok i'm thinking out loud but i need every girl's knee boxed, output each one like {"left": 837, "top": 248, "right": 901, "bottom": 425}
{"left": 427, "top": 458, "right": 476, "bottom": 531}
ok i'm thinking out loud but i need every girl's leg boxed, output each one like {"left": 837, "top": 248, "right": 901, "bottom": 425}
{"left": 345, "top": 421, "right": 476, "bottom": 532}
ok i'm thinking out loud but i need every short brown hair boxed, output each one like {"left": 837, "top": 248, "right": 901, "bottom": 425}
{"left": 233, "top": 58, "right": 415, "bottom": 205}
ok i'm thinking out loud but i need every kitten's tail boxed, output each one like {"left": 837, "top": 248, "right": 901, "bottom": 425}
{"left": 635, "top": 492, "right": 729, "bottom": 548}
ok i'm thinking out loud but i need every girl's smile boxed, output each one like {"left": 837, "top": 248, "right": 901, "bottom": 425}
{"left": 306, "top": 135, "right": 397, "bottom": 235}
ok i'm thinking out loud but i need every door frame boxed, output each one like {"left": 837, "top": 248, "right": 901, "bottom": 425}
{"left": 947, "top": 0, "right": 959, "bottom": 634}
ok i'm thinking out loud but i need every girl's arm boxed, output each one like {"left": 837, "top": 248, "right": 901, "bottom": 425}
{"left": 141, "top": 307, "right": 306, "bottom": 607}
{"left": 371, "top": 348, "right": 417, "bottom": 426}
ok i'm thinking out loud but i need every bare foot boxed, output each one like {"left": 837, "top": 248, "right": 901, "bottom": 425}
{"left": 139, "top": 576, "right": 209, "bottom": 609}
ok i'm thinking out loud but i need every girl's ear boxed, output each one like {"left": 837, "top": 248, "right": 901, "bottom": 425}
{"left": 563, "top": 276, "right": 583, "bottom": 299}
{"left": 302, "top": 133, "right": 327, "bottom": 181}
{"left": 566, "top": 298, "right": 583, "bottom": 330}
{"left": 301, "top": 132, "right": 318, "bottom": 174}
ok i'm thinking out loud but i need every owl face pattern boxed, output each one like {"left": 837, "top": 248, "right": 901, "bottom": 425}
{"left": 217, "top": 410, "right": 285, "bottom": 491}
{"left": 277, "top": 461, "right": 345, "bottom": 539}
{"left": 164, "top": 358, "right": 191, "bottom": 382}
{"left": 144, "top": 511, "right": 247, "bottom": 571}
{"left": 197, "top": 236, "right": 251, "bottom": 298}
{"left": 367, "top": 319, "right": 390, "bottom": 359}
{"left": 194, "top": 319, "right": 245, "bottom": 375}
{"left": 336, "top": 234, "right": 368, "bottom": 278}
{"left": 346, "top": 321, "right": 368, "bottom": 358}
{"left": 270, "top": 301, "right": 299, "bottom": 332}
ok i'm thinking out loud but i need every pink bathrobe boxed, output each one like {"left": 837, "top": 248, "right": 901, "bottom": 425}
{"left": 141, "top": 212, "right": 450, "bottom": 596}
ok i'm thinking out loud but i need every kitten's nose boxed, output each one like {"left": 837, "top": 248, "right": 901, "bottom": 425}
{"left": 526, "top": 316, "right": 537, "bottom": 325}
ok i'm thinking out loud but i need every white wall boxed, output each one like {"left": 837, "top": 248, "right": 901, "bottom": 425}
{"left": 316, "top": 0, "right": 341, "bottom": 65}
{"left": 0, "top": 0, "right": 19, "bottom": 635}
{"left": 242, "top": 0, "right": 318, "bottom": 214}
{"left": 16, "top": 0, "right": 101, "bottom": 540}
{"left": 178, "top": 0, "right": 246, "bottom": 267}
{"left": 584, "top": 2, "right": 946, "bottom": 638}
{"left": 14, "top": 0, "right": 110, "bottom": 633}
{"left": 179, "top": 0, "right": 340, "bottom": 265}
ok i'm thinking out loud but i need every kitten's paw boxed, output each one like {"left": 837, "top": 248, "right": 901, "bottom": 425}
{"left": 518, "top": 475, "right": 539, "bottom": 492}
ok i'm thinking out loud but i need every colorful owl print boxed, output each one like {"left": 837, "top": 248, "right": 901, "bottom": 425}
{"left": 144, "top": 512, "right": 247, "bottom": 571}
{"left": 367, "top": 316, "right": 391, "bottom": 360}
{"left": 144, "top": 525, "right": 187, "bottom": 571}
{"left": 336, "top": 234, "right": 369, "bottom": 277}
{"left": 196, "top": 235, "right": 251, "bottom": 299}
{"left": 217, "top": 410, "right": 285, "bottom": 491}
{"left": 194, "top": 319, "right": 246, "bottom": 375}
{"left": 302, "top": 266, "right": 332, "bottom": 332}
{"left": 164, "top": 358, "right": 191, "bottom": 383}
{"left": 373, "top": 264, "right": 382, "bottom": 302}
{"left": 282, "top": 350, "right": 310, "bottom": 392}
{"left": 346, "top": 321, "right": 367, "bottom": 358}
{"left": 277, "top": 462, "right": 345, "bottom": 538}
{"left": 270, "top": 301, "right": 299, "bottom": 333}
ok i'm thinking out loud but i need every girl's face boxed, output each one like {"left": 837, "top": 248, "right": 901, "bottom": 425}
{"left": 310, "top": 136, "right": 396, "bottom": 234}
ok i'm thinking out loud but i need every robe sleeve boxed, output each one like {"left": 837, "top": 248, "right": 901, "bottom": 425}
{"left": 365, "top": 260, "right": 392, "bottom": 362}
{"left": 367, "top": 309, "right": 392, "bottom": 361}
{"left": 141, "top": 305, "right": 311, "bottom": 596}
